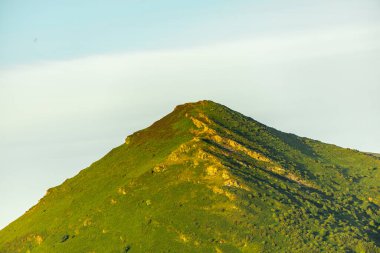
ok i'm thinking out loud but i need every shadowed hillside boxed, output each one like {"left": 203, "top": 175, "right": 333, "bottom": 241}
{"left": 1, "top": 101, "right": 379, "bottom": 253}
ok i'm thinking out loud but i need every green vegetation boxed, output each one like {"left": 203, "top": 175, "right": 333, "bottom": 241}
{"left": 0, "top": 100, "right": 379, "bottom": 253}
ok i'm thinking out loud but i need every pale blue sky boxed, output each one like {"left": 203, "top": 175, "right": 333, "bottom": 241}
{"left": 0, "top": 0, "right": 260, "bottom": 65}
{"left": 2, "top": 0, "right": 379, "bottom": 66}
{"left": 1, "top": 0, "right": 380, "bottom": 229}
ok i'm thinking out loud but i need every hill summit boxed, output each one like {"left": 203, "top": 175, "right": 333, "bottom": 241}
{"left": 1, "top": 100, "right": 379, "bottom": 252}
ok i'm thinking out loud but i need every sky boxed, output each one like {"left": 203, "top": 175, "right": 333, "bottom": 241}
{"left": 0, "top": 0, "right": 380, "bottom": 229}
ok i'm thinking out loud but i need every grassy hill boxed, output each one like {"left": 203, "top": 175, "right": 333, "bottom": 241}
{"left": 0, "top": 100, "right": 379, "bottom": 253}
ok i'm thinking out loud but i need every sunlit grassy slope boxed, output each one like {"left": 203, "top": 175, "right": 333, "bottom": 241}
{"left": 1, "top": 100, "right": 379, "bottom": 253}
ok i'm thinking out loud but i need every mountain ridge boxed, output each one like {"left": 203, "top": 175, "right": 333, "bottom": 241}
{"left": 1, "top": 100, "right": 379, "bottom": 253}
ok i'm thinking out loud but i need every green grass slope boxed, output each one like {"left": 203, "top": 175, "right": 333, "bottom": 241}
{"left": 1, "top": 100, "right": 379, "bottom": 253}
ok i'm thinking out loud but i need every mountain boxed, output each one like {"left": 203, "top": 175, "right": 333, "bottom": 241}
{"left": 366, "top": 152, "right": 380, "bottom": 158}
{"left": 1, "top": 100, "right": 379, "bottom": 253}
